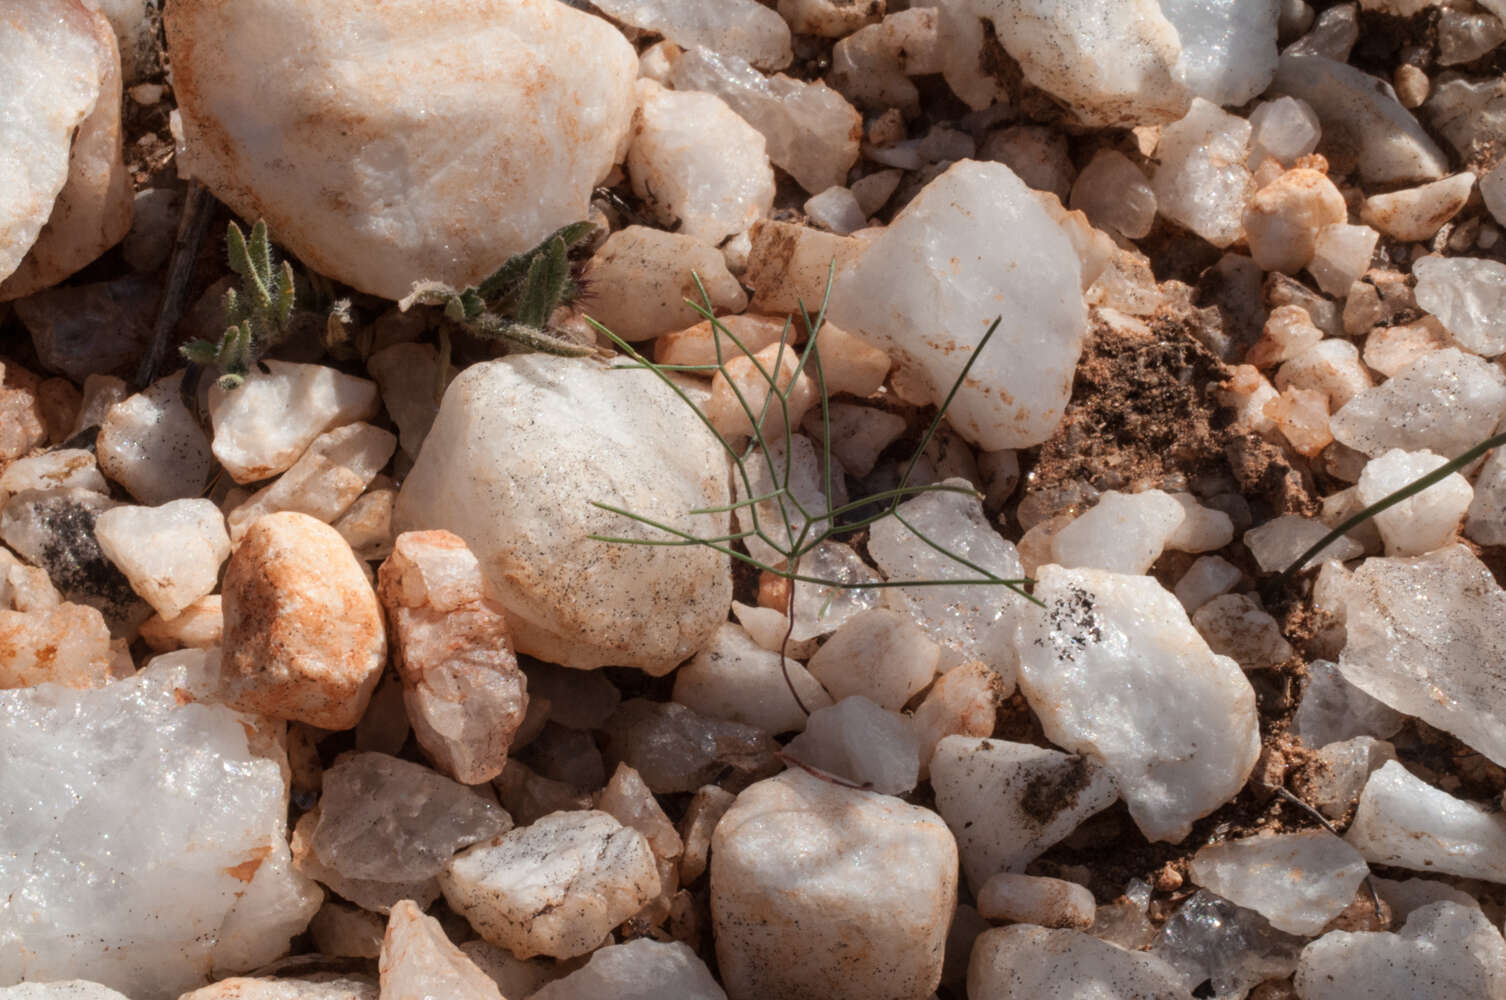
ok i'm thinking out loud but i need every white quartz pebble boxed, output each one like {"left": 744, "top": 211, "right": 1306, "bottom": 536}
{"left": 782, "top": 695, "right": 921, "bottom": 795}
{"left": 593, "top": 0, "right": 790, "bottom": 70}
{"left": 976, "top": 873, "right": 1095, "bottom": 929}
{"left": 1192, "top": 593, "right": 1294, "bottom": 669}
{"left": 1190, "top": 831, "right": 1368, "bottom": 935}
{"left": 530, "top": 939, "right": 726, "bottom": 1000}
{"left": 97, "top": 370, "right": 213, "bottom": 504}
{"left": 711, "top": 769, "right": 957, "bottom": 1000}
{"left": 1153, "top": 98, "right": 1254, "bottom": 248}
{"left": 93, "top": 499, "right": 229, "bottom": 619}
{"left": 378, "top": 900, "right": 502, "bottom": 1000}
{"left": 1346, "top": 761, "right": 1506, "bottom": 882}
{"left": 806, "top": 607, "right": 940, "bottom": 710}
{"left": 1247, "top": 96, "right": 1322, "bottom": 167}
{"left": 968, "top": 926, "right": 1192, "bottom": 1000}
{"left": 583, "top": 226, "right": 748, "bottom": 343}
{"left": 1017, "top": 566, "right": 1261, "bottom": 842}
{"left": 1466, "top": 447, "right": 1506, "bottom": 546}
{"left": 228, "top": 422, "right": 396, "bottom": 541}
{"left": 1331, "top": 348, "right": 1506, "bottom": 458}
{"left": 1309, "top": 223, "right": 1380, "bottom": 298}
{"left": 1355, "top": 449, "right": 1470, "bottom": 556}
{"left": 1050, "top": 489, "right": 1186, "bottom": 574}
{"left": 1295, "top": 902, "right": 1506, "bottom": 1000}
{"left": 1243, "top": 167, "right": 1347, "bottom": 273}
{"left": 1166, "top": 493, "right": 1236, "bottom": 552}
{"left": 672, "top": 622, "right": 831, "bottom": 735}
{"left": 910, "top": 664, "right": 1003, "bottom": 773}
{"left": 1293, "top": 660, "right": 1404, "bottom": 748}
{"left": 1069, "top": 149, "right": 1157, "bottom": 240}
{"left": 1361, "top": 173, "right": 1475, "bottom": 242}
{"left": 1413, "top": 255, "right": 1506, "bottom": 358}
{"left": 1244, "top": 515, "right": 1364, "bottom": 574}
{"left": 1174, "top": 555, "right": 1243, "bottom": 612}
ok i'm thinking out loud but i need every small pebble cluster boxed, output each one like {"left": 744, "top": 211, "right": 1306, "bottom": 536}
{"left": 3, "top": 0, "right": 1506, "bottom": 999}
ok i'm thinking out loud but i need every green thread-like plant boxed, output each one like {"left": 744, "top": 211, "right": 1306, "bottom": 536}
{"left": 180, "top": 219, "right": 296, "bottom": 390}
{"left": 583, "top": 266, "right": 1037, "bottom": 713}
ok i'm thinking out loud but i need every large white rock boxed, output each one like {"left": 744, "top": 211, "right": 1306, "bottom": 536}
{"left": 968, "top": 926, "right": 1192, "bottom": 1000}
{"left": 1355, "top": 449, "right": 1471, "bottom": 556}
{"left": 1345, "top": 761, "right": 1506, "bottom": 882}
{"left": 804, "top": 607, "right": 939, "bottom": 710}
{"left": 1337, "top": 545, "right": 1506, "bottom": 768}
{"left": 867, "top": 482, "right": 1030, "bottom": 681}
{"left": 668, "top": 47, "right": 859, "bottom": 195}
{"left": 0, "top": 655, "right": 320, "bottom": 999}
{"left": 1017, "top": 566, "right": 1261, "bottom": 843}
{"left": 166, "top": 0, "right": 637, "bottom": 301}
{"left": 710, "top": 769, "right": 957, "bottom": 1000}
{"left": 929, "top": 736, "right": 1117, "bottom": 890}
{"left": 93, "top": 499, "right": 230, "bottom": 619}
{"left": 1189, "top": 831, "right": 1368, "bottom": 936}
{"left": 441, "top": 810, "right": 661, "bottom": 960}
{"left": 97, "top": 370, "right": 214, "bottom": 504}
{"left": 1330, "top": 348, "right": 1506, "bottom": 459}
{"left": 0, "top": 985, "right": 132, "bottom": 1000}
{"left": 1153, "top": 98, "right": 1254, "bottom": 248}
{"left": 1271, "top": 54, "right": 1448, "bottom": 184}
{"left": 1295, "top": 902, "right": 1506, "bottom": 1000}
{"left": 1050, "top": 489, "right": 1186, "bottom": 575}
{"left": 955, "top": 0, "right": 1189, "bottom": 126}
{"left": 781, "top": 695, "right": 921, "bottom": 794}
{"left": 531, "top": 939, "right": 725, "bottom": 1000}
{"left": 1413, "top": 255, "right": 1506, "bottom": 359}
{"left": 1161, "top": 0, "right": 1280, "bottom": 107}
{"left": 593, "top": 0, "right": 790, "bottom": 70}
{"left": 394, "top": 356, "right": 731, "bottom": 673}
{"left": 628, "top": 79, "right": 774, "bottom": 246}
{"left": 828, "top": 160, "right": 1086, "bottom": 451}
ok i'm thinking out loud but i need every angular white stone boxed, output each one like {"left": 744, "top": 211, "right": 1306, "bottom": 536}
{"left": 0, "top": 450, "right": 106, "bottom": 508}
{"left": 1018, "top": 566, "right": 1261, "bottom": 842}
{"left": 1247, "top": 96, "right": 1322, "bottom": 167}
{"left": 975, "top": 873, "right": 1094, "bottom": 929}
{"left": 0, "top": 656, "right": 320, "bottom": 998}
{"left": 804, "top": 186, "right": 867, "bottom": 235}
{"left": 968, "top": 926, "right": 1191, "bottom": 1000}
{"left": 1167, "top": 494, "right": 1236, "bottom": 553}
{"left": 1069, "top": 149, "right": 1157, "bottom": 240}
{"left": 227, "top": 422, "right": 396, "bottom": 541}
{"left": 1295, "top": 902, "right": 1506, "bottom": 1000}
{"left": 1334, "top": 348, "right": 1506, "bottom": 458}
{"left": 802, "top": 402, "right": 905, "bottom": 480}
{"left": 594, "top": 0, "right": 790, "bottom": 70}
{"left": 531, "top": 939, "right": 724, "bottom": 1000}
{"left": 139, "top": 594, "right": 223, "bottom": 653}
{"left": 711, "top": 769, "right": 957, "bottom": 1000}
{"left": 582, "top": 226, "right": 748, "bottom": 343}
{"left": 929, "top": 736, "right": 1117, "bottom": 889}
{"left": 828, "top": 9, "right": 940, "bottom": 114}
{"left": 93, "top": 499, "right": 229, "bottom": 619}
{"left": 1150, "top": 889, "right": 1304, "bottom": 997}
{"left": 1244, "top": 514, "right": 1364, "bottom": 574}
{"left": 1466, "top": 448, "right": 1506, "bottom": 546}
{"left": 1189, "top": 831, "right": 1368, "bottom": 935}
{"left": 1192, "top": 593, "right": 1293, "bottom": 669}
{"left": 0, "top": 985, "right": 131, "bottom": 1000}
{"left": 1306, "top": 735, "right": 1396, "bottom": 820}
{"left": 291, "top": 807, "right": 437, "bottom": 916}
{"left": 1337, "top": 545, "right": 1506, "bottom": 767}
{"left": 910, "top": 663, "right": 1003, "bottom": 773}
{"left": 1413, "top": 255, "right": 1506, "bottom": 358}
{"left": 1244, "top": 167, "right": 1347, "bottom": 274}
{"left": 789, "top": 541, "right": 882, "bottom": 642}
{"left": 394, "top": 356, "right": 731, "bottom": 673}
{"left": 628, "top": 79, "right": 774, "bottom": 246}
{"left": 1293, "top": 660, "right": 1404, "bottom": 749}
{"left": 1361, "top": 174, "right": 1475, "bottom": 243}
{"left": 669, "top": 47, "right": 860, "bottom": 195}
{"left": 1174, "top": 555, "right": 1243, "bottom": 612}
{"left": 1273, "top": 54, "right": 1448, "bottom": 184}
{"left": 805, "top": 607, "right": 939, "bottom": 710}
{"left": 1161, "top": 0, "right": 1280, "bottom": 107}
{"left": 379, "top": 900, "right": 501, "bottom": 1000}
{"left": 167, "top": 0, "right": 637, "bottom": 301}
{"left": 97, "top": 370, "right": 214, "bottom": 504}
{"left": 672, "top": 622, "right": 831, "bottom": 735}
{"left": 782, "top": 695, "right": 921, "bottom": 795}
{"left": 210, "top": 362, "right": 379, "bottom": 485}
{"left": 441, "top": 810, "right": 661, "bottom": 960}
{"left": 1346, "top": 761, "right": 1506, "bottom": 882}
{"left": 1051, "top": 489, "right": 1186, "bottom": 574}
{"left": 1309, "top": 223, "right": 1380, "bottom": 298}
{"left": 829, "top": 159, "right": 1087, "bottom": 451}
{"left": 1355, "top": 449, "right": 1471, "bottom": 556}
{"left": 1153, "top": 98, "right": 1254, "bottom": 248}
{"left": 733, "top": 433, "right": 842, "bottom": 569}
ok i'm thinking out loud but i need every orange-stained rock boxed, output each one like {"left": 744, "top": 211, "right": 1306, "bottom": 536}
{"left": 0, "top": 359, "right": 47, "bottom": 465}
{"left": 221, "top": 512, "right": 385, "bottom": 730}
{"left": 0, "top": 601, "right": 112, "bottom": 689}
{"left": 377, "top": 530, "right": 528, "bottom": 784}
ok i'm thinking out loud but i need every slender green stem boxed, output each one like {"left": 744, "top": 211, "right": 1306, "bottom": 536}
{"left": 1277, "top": 429, "right": 1506, "bottom": 585}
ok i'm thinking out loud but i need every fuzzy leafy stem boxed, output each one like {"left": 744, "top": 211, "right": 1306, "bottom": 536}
{"left": 400, "top": 220, "right": 597, "bottom": 358}
{"left": 179, "top": 219, "right": 296, "bottom": 390}
{"left": 1277, "top": 428, "right": 1506, "bottom": 586}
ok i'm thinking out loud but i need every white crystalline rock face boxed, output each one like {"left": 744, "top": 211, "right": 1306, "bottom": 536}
{"left": 1050, "top": 489, "right": 1186, "bottom": 575}
{"left": 1293, "top": 660, "right": 1405, "bottom": 749}
{"left": 668, "top": 47, "right": 860, "bottom": 195}
{"left": 593, "top": 0, "right": 790, "bottom": 70}
{"left": 441, "top": 810, "right": 661, "bottom": 960}
{"left": 628, "top": 80, "right": 774, "bottom": 246}
{"left": 929, "top": 736, "right": 1118, "bottom": 889}
{"left": 1189, "top": 831, "right": 1369, "bottom": 936}
{"left": 1467, "top": 449, "right": 1506, "bottom": 546}
{"left": 968, "top": 926, "right": 1192, "bottom": 1000}
{"left": 0, "top": 657, "right": 320, "bottom": 999}
{"left": 378, "top": 900, "right": 502, "bottom": 1000}
{"left": 1160, "top": 0, "right": 1280, "bottom": 107}
{"left": 805, "top": 607, "right": 939, "bottom": 710}
{"left": 1309, "top": 224, "right": 1380, "bottom": 298}
{"left": 959, "top": 0, "right": 1189, "bottom": 126}
{"left": 166, "top": 0, "right": 637, "bottom": 301}
{"left": 1271, "top": 54, "right": 1448, "bottom": 185}
{"left": 1355, "top": 449, "right": 1471, "bottom": 556}
{"left": 1295, "top": 902, "right": 1506, "bottom": 1000}
{"left": 1336, "top": 545, "right": 1506, "bottom": 769}
{"left": 1332, "top": 348, "right": 1506, "bottom": 459}
{"left": 530, "top": 939, "right": 725, "bottom": 1000}
{"left": 93, "top": 499, "right": 230, "bottom": 619}
{"left": 0, "top": 0, "right": 114, "bottom": 285}
{"left": 1413, "top": 255, "right": 1506, "bottom": 358}
{"left": 1192, "top": 593, "right": 1293, "bottom": 670}
{"left": 868, "top": 481, "right": 1030, "bottom": 684}
{"left": 1244, "top": 515, "right": 1364, "bottom": 574}
{"left": 829, "top": 160, "right": 1086, "bottom": 451}
{"left": 1247, "top": 96, "right": 1322, "bottom": 168}
{"left": 1166, "top": 494, "right": 1235, "bottom": 553}
{"left": 209, "top": 362, "right": 379, "bottom": 485}
{"left": 1017, "top": 566, "right": 1261, "bottom": 843}
{"left": 97, "top": 369, "right": 214, "bottom": 504}
{"left": 1346, "top": 761, "right": 1506, "bottom": 882}
{"left": 711, "top": 769, "right": 957, "bottom": 1000}
{"left": 672, "top": 622, "right": 832, "bottom": 735}
{"left": 394, "top": 356, "right": 731, "bottom": 674}
{"left": 789, "top": 541, "right": 881, "bottom": 642}
{"left": 1153, "top": 98, "right": 1254, "bottom": 248}
{"left": 1069, "top": 149, "right": 1157, "bottom": 240}
{"left": 782, "top": 696, "right": 921, "bottom": 795}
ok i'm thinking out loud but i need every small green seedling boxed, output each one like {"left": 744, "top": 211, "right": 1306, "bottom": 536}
{"left": 180, "top": 219, "right": 296, "bottom": 390}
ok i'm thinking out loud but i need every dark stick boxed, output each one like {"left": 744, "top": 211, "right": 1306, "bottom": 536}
{"left": 134, "top": 181, "right": 214, "bottom": 390}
